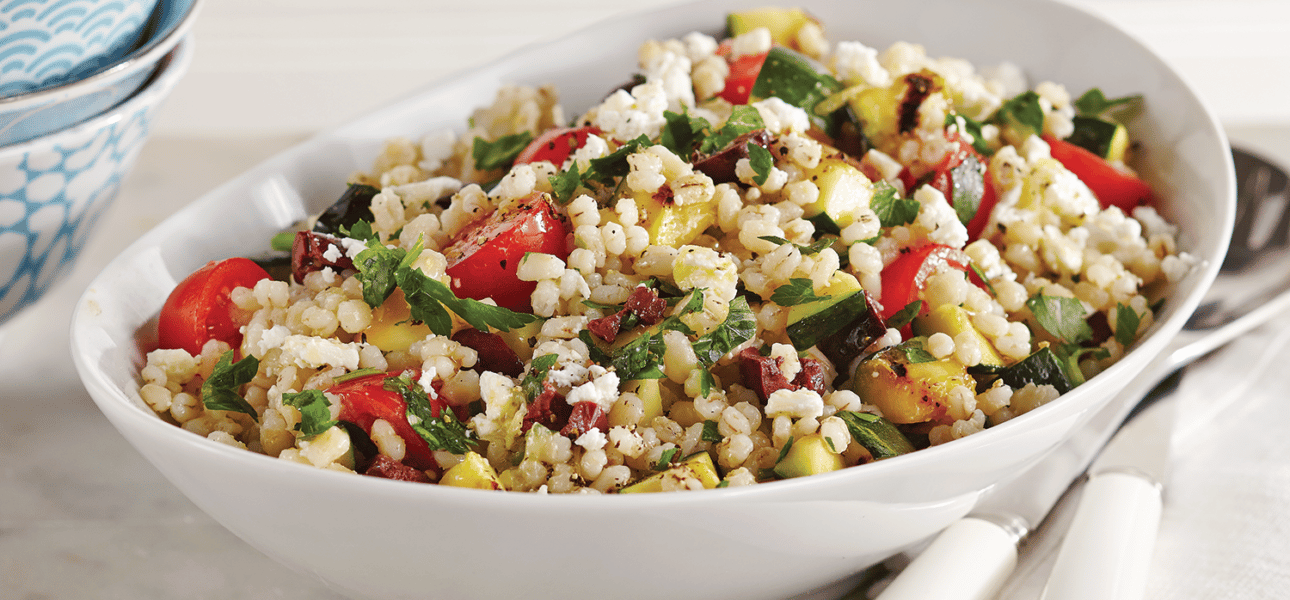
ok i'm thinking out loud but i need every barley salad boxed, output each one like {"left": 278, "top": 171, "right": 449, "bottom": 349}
{"left": 138, "top": 7, "right": 1195, "bottom": 494}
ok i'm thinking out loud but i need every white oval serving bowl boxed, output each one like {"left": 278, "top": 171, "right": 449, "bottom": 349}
{"left": 70, "top": 1, "right": 1234, "bottom": 599}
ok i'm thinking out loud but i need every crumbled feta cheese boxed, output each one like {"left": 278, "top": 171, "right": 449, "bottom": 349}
{"left": 593, "top": 80, "right": 670, "bottom": 141}
{"left": 565, "top": 365, "right": 621, "bottom": 412}
{"left": 418, "top": 366, "right": 439, "bottom": 399}
{"left": 339, "top": 236, "right": 369, "bottom": 259}
{"left": 730, "top": 27, "right": 772, "bottom": 58}
{"left": 256, "top": 324, "right": 292, "bottom": 355}
{"left": 279, "top": 335, "right": 362, "bottom": 370}
{"left": 832, "top": 40, "right": 891, "bottom": 87}
{"left": 764, "top": 388, "right": 825, "bottom": 420}
{"left": 751, "top": 97, "right": 810, "bottom": 134}
{"left": 913, "top": 185, "right": 969, "bottom": 249}
{"left": 575, "top": 428, "right": 607, "bottom": 451}
{"left": 322, "top": 243, "right": 343, "bottom": 262}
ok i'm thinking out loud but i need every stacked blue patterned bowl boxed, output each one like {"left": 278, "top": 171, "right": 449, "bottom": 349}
{"left": 0, "top": 0, "right": 200, "bottom": 324}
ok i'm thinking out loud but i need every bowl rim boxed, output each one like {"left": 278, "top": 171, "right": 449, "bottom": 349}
{"left": 0, "top": 0, "right": 203, "bottom": 112}
{"left": 71, "top": 0, "right": 1236, "bottom": 508}
{"left": 0, "top": 35, "right": 195, "bottom": 159}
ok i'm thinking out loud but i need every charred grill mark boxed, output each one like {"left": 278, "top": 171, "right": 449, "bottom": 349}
{"left": 898, "top": 73, "right": 935, "bottom": 134}
{"left": 653, "top": 183, "right": 675, "bottom": 206}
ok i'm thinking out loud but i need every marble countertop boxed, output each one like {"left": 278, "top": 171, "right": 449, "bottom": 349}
{"left": 3, "top": 1, "right": 1290, "bottom": 598}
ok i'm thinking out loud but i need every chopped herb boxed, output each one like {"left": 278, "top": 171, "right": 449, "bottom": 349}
{"left": 886, "top": 300, "right": 922, "bottom": 330}
{"left": 691, "top": 296, "right": 757, "bottom": 365}
{"left": 993, "top": 91, "right": 1045, "bottom": 140}
{"left": 655, "top": 447, "right": 681, "bottom": 470}
{"left": 201, "top": 351, "right": 260, "bottom": 421}
{"left": 548, "top": 162, "right": 582, "bottom": 204}
{"left": 716, "top": 479, "right": 731, "bottom": 488}
{"left": 585, "top": 134, "right": 653, "bottom": 185}
{"left": 870, "top": 181, "right": 920, "bottom": 227}
{"left": 775, "top": 435, "right": 795, "bottom": 465}
{"left": 747, "top": 142, "right": 774, "bottom": 185}
{"left": 607, "top": 326, "right": 668, "bottom": 380}
{"left": 352, "top": 239, "right": 406, "bottom": 307}
{"left": 332, "top": 368, "right": 382, "bottom": 385}
{"left": 1114, "top": 304, "right": 1141, "bottom": 348}
{"left": 581, "top": 299, "right": 624, "bottom": 312}
{"left": 770, "top": 278, "right": 830, "bottom": 307}
{"left": 270, "top": 231, "right": 296, "bottom": 252}
{"left": 521, "top": 354, "right": 560, "bottom": 401}
{"left": 968, "top": 262, "right": 997, "bottom": 297}
{"left": 1074, "top": 88, "right": 1143, "bottom": 118}
{"left": 758, "top": 235, "right": 834, "bottom": 255}
{"left": 697, "top": 369, "right": 717, "bottom": 398}
{"left": 340, "top": 219, "right": 375, "bottom": 242}
{"left": 395, "top": 238, "right": 539, "bottom": 334}
{"left": 698, "top": 105, "right": 766, "bottom": 155}
{"left": 1027, "top": 293, "right": 1092, "bottom": 344}
{"left": 902, "top": 338, "right": 938, "bottom": 364}
{"left": 282, "top": 389, "right": 336, "bottom": 437}
{"left": 701, "top": 420, "right": 723, "bottom": 443}
{"left": 946, "top": 112, "right": 993, "bottom": 156}
{"left": 949, "top": 154, "right": 987, "bottom": 225}
{"left": 384, "top": 373, "right": 474, "bottom": 454}
{"left": 660, "top": 109, "right": 711, "bottom": 156}
{"left": 472, "top": 132, "right": 533, "bottom": 171}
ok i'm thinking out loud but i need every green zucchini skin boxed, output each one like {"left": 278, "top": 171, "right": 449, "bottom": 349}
{"left": 787, "top": 290, "right": 887, "bottom": 381}
{"left": 837, "top": 411, "right": 915, "bottom": 459}
{"left": 1066, "top": 115, "right": 1127, "bottom": 160}
{"left": 974, "top": 346, "right": 1073, "bottom": 394}
{"left": 751, "top": 47, "right": 850, "bottom": 137}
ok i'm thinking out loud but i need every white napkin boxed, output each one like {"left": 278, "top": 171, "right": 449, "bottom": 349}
{"left": 995, "top": 311, "right": 1290, "bottom": 599}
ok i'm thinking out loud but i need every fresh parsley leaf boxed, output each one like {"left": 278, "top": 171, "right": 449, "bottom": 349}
{"left": 1074, "top": 88, "right": 1143, "bottom": 118}
{"left": 332, "top": 368, "right": 382, "bottom": 385}
{"left": 1114, "top": 304, "right": 1141, "bottom": 348}
{"left": 701, "top": 420, "right": 723, "bottom": 443}
{"left": 270, "top": 231, "right": 295, "bottom": 252}
{"left": 660, "top": 109, "right": 711, "bottom": 157}
{"left": 698, "top": 369, "right": 717, "bottom": 398}
{"left": 586, "top": 134, "right": 653, "bottom": 185}
{"left": 946, "top": 113, "right": 993, "bottom": 156}
{"left": 775, "top": 435, "right": 795, "bottom": 465}
{"left": 1027, "top": 294, "right": 1092, "bottom": 344}
{"left": 472, "top": 132, "right": 533, "bottom": 171}
{"left": 201, "top": 351, "right": 260, "bottom": 421}
{"left": 691, "top": 296, "right": 756, "bottom": 365}
{"left": 282, "top": 389, "right": 336, "bottom": 437}
{"left": 549, "top": 162, "right": 582, "bottom": 204}
{"left": 353, "top": 239, "right": 406, "bottom": 308}
{"left": 902, "top": 338, "right": 938, "bottom": 364}
{"left": 698, "top": 105, "right": 766, "bottom": 155}
{"left": 757, "top": 235, "right": 834, "bottom": 255}
{"left": 395, "top": 248, "right": 540, "bottom": 335}
{"left": 340, "top": 219, "right": 376, "bottom": 242}
{"left": 608, "top": 327, "right": 668, "bottom": 380}
{"left": 716, "top": 479, "right": 730, "bottom": 488}
{"left": 770, "top": 278, "right": 830, "bottom": 307}
{"left": 869, "top": 181, "right": 920, "bottom": 227}
{"left": 580, "top": 330, "right": 614, "bottom": 366}
{"left": 968, "top": 262, "right": 997, "bottom": 297}
{"left": 521, "top": 353, "right": 560, "bottom": 401}
{"left": 747, "top": 142, "right": 773, "bottom": 186}
{"left": 993, "top": 91, "right": 1045, "bottom": 140}
{"left": 384, "top": 373, "right": 474, "bottom": 454}
{"left": 886, "top": 300, "right": 922, "bottom": 330}
{"left": 949, "top": 154, "right": 986, "bottom": 225}
{"left": 655, "top": 447, "right": 680, "bottom": 470}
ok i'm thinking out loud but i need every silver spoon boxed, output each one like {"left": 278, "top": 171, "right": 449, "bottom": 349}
{"left": 857, "top": 147, "right": 1290, "bottom": 600}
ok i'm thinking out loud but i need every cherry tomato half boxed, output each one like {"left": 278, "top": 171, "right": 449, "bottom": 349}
{"left": 716, "top": 40, "right": 767, "bottom": 105}
{"left": 514, "top": 126, "right": 601, "bottom": 166}
{"left": 330, "top": 371, "right": 448, "bottom": 473}
{"left": 158, "top": 257, "right": 271, "bottom": 356}
{"left": 1046, "top": 136, "right": 1155, "bottom": 212}
{"left": 443, "top": 192, "right": 572, "bottom": 313}
{"left": 900, "top": 133, "right": 997, "bottom": 241}
{"left": 878, "top": 244, "right": 973, "bottom": 323}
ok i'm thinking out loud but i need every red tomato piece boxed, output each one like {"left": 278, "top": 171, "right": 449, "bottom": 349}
{"left": 715, "top": 40, "right": 767, "bottom": 105}
{"left": 514, "top": 126, "right": 601, "bottom": 166}
{"left": 1045, "top": 136, "right": 1155, "bottom": 212}
{"left": 878, "top": 244, "right": 974, "bottom": 322}
{"left": 443, "top": 192, "right": 572, "bottom": 313}
{"left": 900, "top": 133, "right": 996, "bottom": 240}
{"left": 158, "top": 257, "right": 271, "bottom": 356}
{"left": 965, "top": 175, "right": 999, "bottom": 241}
{"left": 330, "top": 371, "right": 447, "bottom": 472}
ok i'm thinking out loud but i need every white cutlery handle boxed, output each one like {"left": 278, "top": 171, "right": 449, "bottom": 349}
{"left": 875, "top": 516, "right": 1020, "bottom": 600}
{"left": 1041, "top": 471, "right": 1163, "bottom": 600}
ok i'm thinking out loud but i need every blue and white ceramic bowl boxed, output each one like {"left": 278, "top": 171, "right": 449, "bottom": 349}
{"left": 0, "top": 0, "right": 160, "bottom": 96}
{"left": 0, "top": 35, "right": 190, "bottom": 325}
{"left": 0, "top": 0, "right": 199, "bottom": 147}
